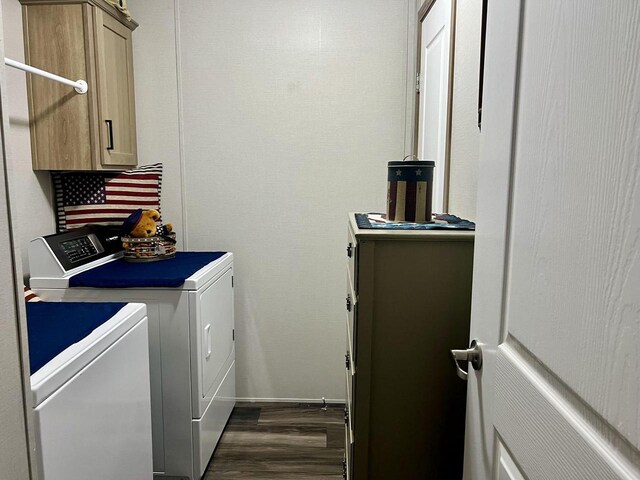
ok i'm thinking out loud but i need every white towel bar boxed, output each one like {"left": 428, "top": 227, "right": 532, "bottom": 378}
{"left": 4, "top": 58, "right": 88, "bottom": 94}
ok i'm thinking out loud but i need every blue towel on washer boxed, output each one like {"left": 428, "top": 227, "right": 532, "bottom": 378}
{"left": 69, "top": 251, "right": 227, "bottom": 288}
{"left": 26, "top": 302, "right": 127, "bottom": 375}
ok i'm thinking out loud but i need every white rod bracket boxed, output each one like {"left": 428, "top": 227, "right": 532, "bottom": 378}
{"left": 74, "top": 80, "right": 88, "bottom": 95}
{"left": 4, "top": 57, "right": 88, "bottom": 95}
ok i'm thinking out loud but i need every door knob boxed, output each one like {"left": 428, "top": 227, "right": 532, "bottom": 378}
{"left": 451, "top": 339, "right": 483, "bottom": 381}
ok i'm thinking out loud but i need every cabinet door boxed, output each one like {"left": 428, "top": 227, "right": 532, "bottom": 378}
{"left": 94, "top": 9, "right": 137, "bottom": 167}
{"left": 22, "top": 4, "right": 98, "bottom": 170}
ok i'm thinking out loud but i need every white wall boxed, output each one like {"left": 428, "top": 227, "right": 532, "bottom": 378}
{"left": 131, "top": 0, "right": 411, "bottom": 401}
{"left": 130, "top": 1, "right": 185, "bottom": 246}
{"left": 2, "top": 0, "right": 56, "bottom": 278}
{"left": 447, "top": 0, "right": 481, "bottom": 220}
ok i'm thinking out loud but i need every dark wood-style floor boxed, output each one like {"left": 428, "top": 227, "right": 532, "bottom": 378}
{"left": 204, "top": 402, "right": 345, "bottom": 479}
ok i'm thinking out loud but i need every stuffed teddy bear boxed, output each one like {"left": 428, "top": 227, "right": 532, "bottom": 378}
{"left": 121, "top": 209, "right": 173, "bottom": 238}
{"left": 120, "top": 209, "right": 176, "bottom": 261}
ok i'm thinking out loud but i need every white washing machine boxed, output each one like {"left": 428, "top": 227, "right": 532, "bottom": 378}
{"left": 28, "top": 301, "right": 152, "bottom": 480}
{"left": 29, "top": 227, "right": 236, "bottom": 480}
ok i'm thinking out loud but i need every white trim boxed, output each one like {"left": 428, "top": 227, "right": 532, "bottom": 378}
{"left": 403, "top": 0, "right": 419, "bottom": 155}
{"left": 235, "top": 397, "right": 345, "bottom": 404}
{"left": 173, "top": 0, "right": 189, "bottom": 250}
{"left": 462, "top": 0, "right": 523, "bottom": 477}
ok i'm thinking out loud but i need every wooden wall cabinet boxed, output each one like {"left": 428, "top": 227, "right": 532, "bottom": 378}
{"left": 21, "top": 0, "right": 138, "bottom": 170}
{"left": 344, "top": 214, "right": 474, "bottom": 479}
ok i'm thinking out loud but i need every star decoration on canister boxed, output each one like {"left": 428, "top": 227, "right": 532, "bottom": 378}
{"left": 396, "top": 169, "right": 402, "bottom": 177}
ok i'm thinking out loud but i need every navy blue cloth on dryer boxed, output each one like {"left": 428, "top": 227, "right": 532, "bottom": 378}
{"left": 26, "top": 302, "right": 127, "bottom": 375}
{"left": 69, "top": 251, "right": 227, "bottom": 288}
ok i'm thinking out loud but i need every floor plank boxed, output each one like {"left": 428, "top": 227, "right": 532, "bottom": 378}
{"left": 207, "top": 472, "right": 341, "bottom": 480}
{"left": 258, "top": 406, "right": 344, "bottom": 426}
{"left": 326, "top": 424, "right": 345, "bottom": 449}
{"left": 225, "top": 406, "right": 261, "bottom": 426}
{"left": 218, "top": 428, "right": 327, "bottom": 448}
{"left": 204, "top": 402, "right": 345, "bottom": 480}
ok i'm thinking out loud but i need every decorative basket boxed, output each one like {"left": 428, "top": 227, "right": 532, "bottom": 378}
{"left": 121, "top": 233, "right": 177, "bottom": 262}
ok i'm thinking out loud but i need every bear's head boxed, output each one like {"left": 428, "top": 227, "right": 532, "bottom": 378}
{"left": 122, "top": 209, "right": 161, "bottom": 238}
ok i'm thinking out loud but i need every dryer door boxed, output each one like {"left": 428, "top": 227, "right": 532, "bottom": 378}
{"left": 191, "top": 266, "right": 234, "bottom": 417}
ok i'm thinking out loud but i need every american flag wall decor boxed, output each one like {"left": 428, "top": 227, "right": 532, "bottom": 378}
{"left": 53, "top": 163, "right": 163, "bottom": 232}
{"left": 386, "top": 160, "right": 435, "bottom": 222}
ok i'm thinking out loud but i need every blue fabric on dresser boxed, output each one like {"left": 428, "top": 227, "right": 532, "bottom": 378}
{"left": 26, "top": 302, "right": 127, "bottom": 375}
{"left": 69, "top": 251, "right": 226, "bottom": 288}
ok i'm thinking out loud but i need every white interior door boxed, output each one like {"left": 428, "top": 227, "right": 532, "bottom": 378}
{"left": 417, "top": 0, "right": 452, "bottom": 214}
{"left": 462, "top": 1, "right": 640, "bottom": 479}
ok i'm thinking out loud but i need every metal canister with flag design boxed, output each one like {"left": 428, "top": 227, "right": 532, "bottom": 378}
{"left": 386, "top": 160, "right": 435, "bottom": 222}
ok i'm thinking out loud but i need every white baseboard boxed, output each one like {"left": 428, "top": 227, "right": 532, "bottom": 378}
{"left": 235, "top": 397, "right": 345, "bottom": 404}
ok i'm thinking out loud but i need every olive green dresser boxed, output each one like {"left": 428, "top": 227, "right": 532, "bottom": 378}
{"left": 343, "top": 213, "right": 474, "bottom": 479}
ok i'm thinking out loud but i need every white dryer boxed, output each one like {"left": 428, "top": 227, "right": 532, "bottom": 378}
{"left": 29, "top": 227, "right": 236, "bottom": 480}
{"left": 28, "top": 301, "right": 152, "bottom": 480}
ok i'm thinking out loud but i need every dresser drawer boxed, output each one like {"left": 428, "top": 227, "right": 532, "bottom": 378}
{"left": 345, "top": 279, "right": 357, "bottom": 368}
{"left": 343, "top": 422, "right": 353, "bottom": 480}
{"left": 345, "top": 312, "right": 355, "bottom": 378}
{"left": 346, "top": 227, "right": 357, "bottom": 293}
{"left": 345, "top": 361, "right": 354, "bottom": 443}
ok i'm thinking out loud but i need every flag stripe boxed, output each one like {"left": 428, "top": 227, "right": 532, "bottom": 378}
{"left": 65, "top": 205, "right": 156, "bottom": 213}
{"left": 116, "top": 169, "right": 162, "bottom": 175}
{"left": 388, "top": 181, "right": 398, "bottom": 220}
{"left": 404, "top": 180, "right": 417, "bottom": 222}
{"left": 66, "top": 219, "right": 130, "bottom": 225}
{"left": 107, "top": 174, "right": 160, "bottom": 181}
{"left": 66, "top": 216, "right": 132, "bottom": 223}
{"left": 103, "top": 191, "right": 160, "bottom": 198}
{"left": 24, "top": 287, "right": 42, "bottom": 302}
{"left": 106, "top": 181, "right": 160, "bottom": 188}
{"left": 395, "top": 181, "right": 406, "bottom": 221}
{"left": 106, "top": 199, "right": 159, "bottom": 205}
{"left": 66, "top": 212, "right": 145, "bottom": 220}
{"left": 64, "top": 213, "right": 157, "bottom": 222}
{"left": 416, "top": 181, "right": 427, "bottom": 222}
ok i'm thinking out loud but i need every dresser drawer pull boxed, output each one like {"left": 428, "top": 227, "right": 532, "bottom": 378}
{"left": 346, "top": 295, "right": 352, "bottom": 312}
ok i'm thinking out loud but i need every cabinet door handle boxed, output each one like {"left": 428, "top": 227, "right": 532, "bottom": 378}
{"left": 346, "top": 295, "right": 352, "bottom": 312}
{"left": 346, "top": 243, "right": 353, "bottom": 258}
{"left": 105, "top": 119, "right": 114, "bottom": 150}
